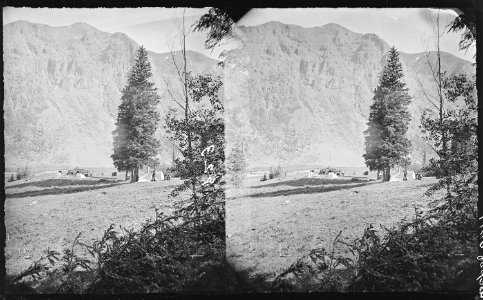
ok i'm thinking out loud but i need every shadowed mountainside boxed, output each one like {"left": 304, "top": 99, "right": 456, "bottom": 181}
{"left": 224, "top": 21, "right": 475, "bottom": 169}
{"left": 3, "top": 21, "right": 220, "bottom": 169}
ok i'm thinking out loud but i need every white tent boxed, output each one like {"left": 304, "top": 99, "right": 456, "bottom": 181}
{"left": 137, "top": 173, "right": 150, "bottom": 182}
{"left": 328, "top": 172, "right": 338, "bottom": 179}
{"left": 137, "top": 170, "right": 164, "bottom": 182}
{"left": 390, "top": 171, "right": 416, "bottom": 181}
{"left": 75, "top": 173, "right": 86, "bottom": 179}
{"left": 389, "top": 173, "right": 402, "bottom": 181}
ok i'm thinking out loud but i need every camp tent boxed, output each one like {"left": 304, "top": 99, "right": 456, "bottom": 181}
{"left": 75, "top": 173, "right": 86, "bottom": 179}
{"left": 137, "top": 170, "right": 164, "bottom": 182}
{"left": 389, "top": 171, "right": 416, "bottom": 181}
{"left": 389, "top": 173, "right": 402, "bottom": 181}
{"left": 137, "top": 173, "right": 150, "bottom": 182}
{"left": 328, "top": 172, "right": 338, "bottom": 179}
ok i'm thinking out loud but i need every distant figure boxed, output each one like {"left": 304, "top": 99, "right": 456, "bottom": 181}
{"left": 309, "top": 170, "right": 315, "bottom": 178}
{"left": 261, "top": 172, "right": 268, "bottom": 181}
{"left": 151, "top": 169, "right": 156, "bottom": 181}
{"left": 165, "top": 174, "right": 171, "bottom": 181}
{"left": 416, "top": 173, "right": 422, "bottom": 180}
{"left": 403, "top": 170, "right": 408, "bottom": 181}
{"left": 56, "top": 171, "right": 62, "bottom": 178}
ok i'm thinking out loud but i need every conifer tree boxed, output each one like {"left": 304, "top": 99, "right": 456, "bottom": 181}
{"left": 111, "top": 46, "right": 161, "bottom": 182}
{"left": 227, "top": 137, "right": 247, "bottom": 188}
{"left": 363, "top": 47, "right": 412, "bottom": 181}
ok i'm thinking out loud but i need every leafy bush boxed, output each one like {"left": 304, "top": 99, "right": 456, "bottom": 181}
{"left": 346, "top": 205, "right": 477, "bottom": 292}
{"left": 273, "top": 203, "right": 477, "bottom": 292}
{"left": 268, "top": 166, "right": 283, "bottom": 180}
{"left": 271, "top": 231, "right": 353, "bottom": 292}
{"left": 419, "top": 163, "right": 438, "bottom": 177}
{"left": 14, "top": 166, "right": 30, "bottom": 181}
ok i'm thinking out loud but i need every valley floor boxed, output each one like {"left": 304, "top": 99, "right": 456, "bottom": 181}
{"left": 226, "top": 173, "right": 440, "bottom": 287}
{"left": 4, "top": 175, "right": 181, "bottom": 276}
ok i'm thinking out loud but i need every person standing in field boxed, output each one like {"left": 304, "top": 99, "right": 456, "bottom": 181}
{"left": 403, "top": 170, "right": 408, "bottom": 181}
{"left": 152, "top": 169, "right": 156, "bottom": 181}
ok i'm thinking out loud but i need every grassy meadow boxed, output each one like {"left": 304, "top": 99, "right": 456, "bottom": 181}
{"left": 226, "top": 171, "right": 441, "bottom": 287}
{"left": 4, "top": 173, "right": 181, "bottom": 277}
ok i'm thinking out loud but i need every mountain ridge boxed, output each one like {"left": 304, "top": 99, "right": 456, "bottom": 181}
{"left": 3, "top": 20, "right": 219, "bottom": 169}
{"left": 225, "top": 21, "right": 474, "bottom": 169}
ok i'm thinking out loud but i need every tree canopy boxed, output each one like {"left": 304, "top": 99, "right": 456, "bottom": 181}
{"left": 111, "top": 46, "right": 161, "bottom": 181}
{"left": 363, "top": 47, "right": 412, "bottom": 181}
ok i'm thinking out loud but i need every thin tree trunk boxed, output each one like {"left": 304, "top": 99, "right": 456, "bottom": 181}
{"left": 180, "top": 13, "right": 198, "bottom": 212}
{"left": 436, "top": 12, "right": 452, "bottom": 204}
{"left": 382, "top": 167, "right": 391, "bottom": 182}
{"left": 125, "top": 170, "right": 128, "bottom": 181}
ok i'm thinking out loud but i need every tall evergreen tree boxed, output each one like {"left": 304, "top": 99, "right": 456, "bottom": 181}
{"left": 363, "top": 47, "right": 412, "bottom": 181}
{"left": 111, "top": 46, "right": 161, "bottom": 182}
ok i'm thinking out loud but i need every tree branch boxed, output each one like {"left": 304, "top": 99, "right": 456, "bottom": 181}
{"left": 160, "top": 75, "right": 186, "bottom": 112}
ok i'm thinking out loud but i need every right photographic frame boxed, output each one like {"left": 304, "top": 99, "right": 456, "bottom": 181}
{"left": 224, "top": 7, "right": 478, "bottom": 293}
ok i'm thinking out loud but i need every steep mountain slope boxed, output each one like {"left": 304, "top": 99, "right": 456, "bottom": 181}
{"left": 3, "top": 21, "right": 219, "bottom": 169}
{"left": 225, "top": 21, "right": 475, "bottom": 169}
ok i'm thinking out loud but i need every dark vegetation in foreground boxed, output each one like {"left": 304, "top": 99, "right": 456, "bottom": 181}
{"left": 4, "top": 210, "right": 247, "bottom": 294}
{"left": 268, "top": 203, "right": 477, "bottom": 292}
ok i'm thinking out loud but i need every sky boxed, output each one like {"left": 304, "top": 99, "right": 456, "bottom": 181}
{"left": 238, "top": 8, "right": 475, "bottom": 62}
{"left": 3, "top": 7, "right": 475, "bottom": 62}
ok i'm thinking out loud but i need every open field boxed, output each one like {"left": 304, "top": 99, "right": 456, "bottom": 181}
{"left": 4, "top": 174, "right": 181, "bottom": 276}
{"left": 226, "top": 172, "right": 440, "bottom": 285}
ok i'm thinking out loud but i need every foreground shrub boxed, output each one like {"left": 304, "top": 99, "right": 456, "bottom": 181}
{"left": 83, "top": 215, "right": 226, "bottom": 293}
{"left": 272, "top": 202, "right": 477, "bottom": 292}
{"left": 347, "top": 205, "right": 477, "bottom": 292}
{"left": 272, "top": 231, "right": 353, "bottom": 292}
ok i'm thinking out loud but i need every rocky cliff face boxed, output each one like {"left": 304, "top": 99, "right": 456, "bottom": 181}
{"left": 225, "top": 21, "right": 475, "bottom": 169}
{"left": 3, "top": 21, "right": 219, "bottom": 169}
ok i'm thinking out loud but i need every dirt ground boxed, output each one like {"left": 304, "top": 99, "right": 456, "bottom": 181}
{"left": 4, "top": 174, "right": 181, "bottom": 276}
{"left": 226, "top": 173, "right": 440, "bottom": 284}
